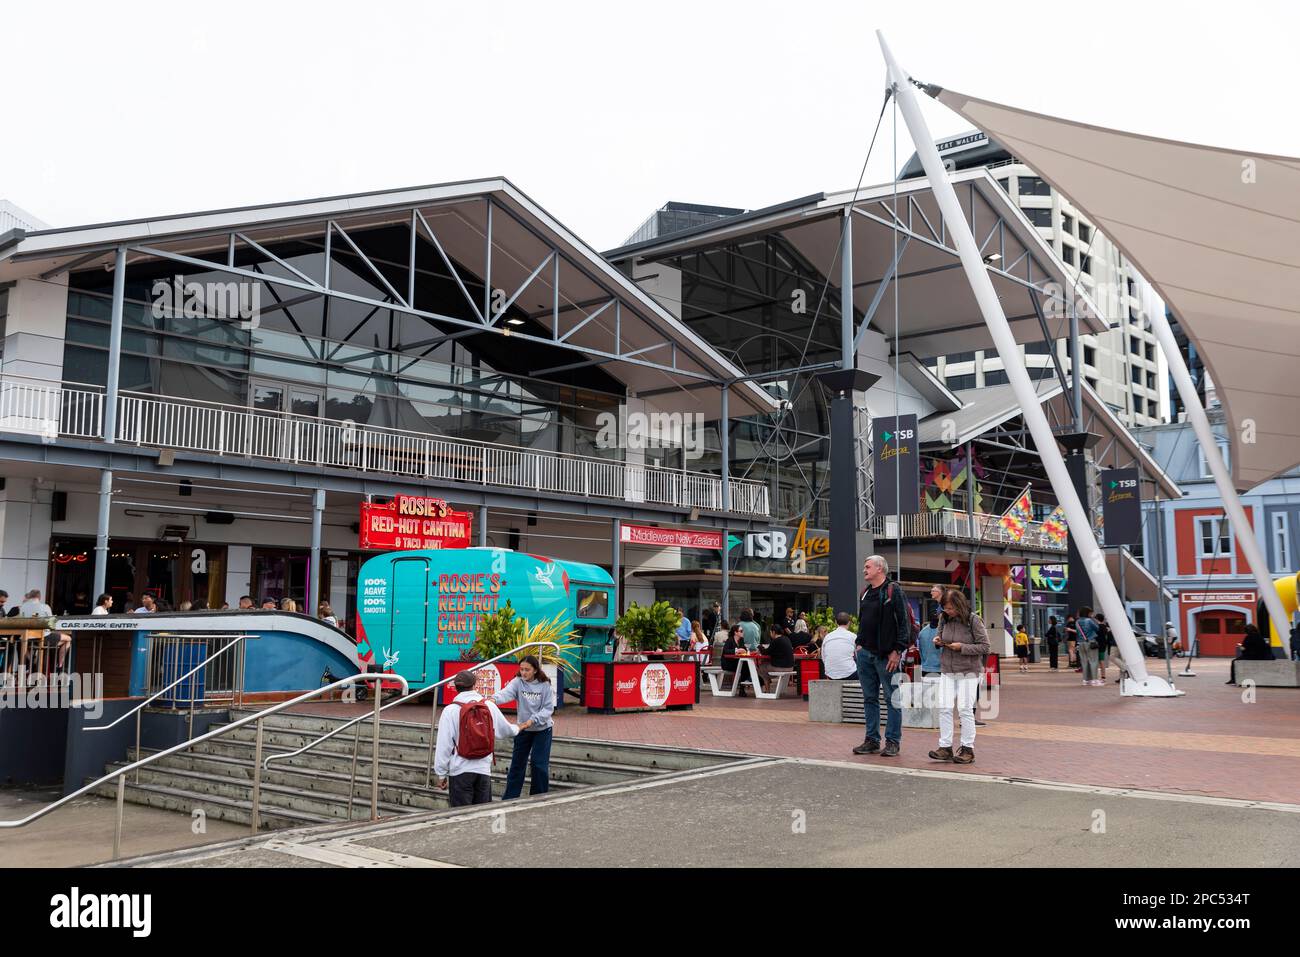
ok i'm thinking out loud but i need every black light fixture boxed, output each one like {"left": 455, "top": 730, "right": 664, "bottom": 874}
{"left": 179, "top": 480, "right": 192, "bottom": 497}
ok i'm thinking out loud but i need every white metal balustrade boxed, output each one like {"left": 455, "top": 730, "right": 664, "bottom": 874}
{"left": 0, "top": 376, "right": 770, "bottom": 517}
{"left": 872, "top": 507, "right": 1067, "bottom": 552}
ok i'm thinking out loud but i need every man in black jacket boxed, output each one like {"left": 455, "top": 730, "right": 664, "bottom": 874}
{"left": 1044, "top": 615, "right": 1061, "bottom": 670}
{"left": 760, "top": 627, "right": 796, "bottom": 695}
{"left": 853, "top": 554, "right": 911, "bottom": 757}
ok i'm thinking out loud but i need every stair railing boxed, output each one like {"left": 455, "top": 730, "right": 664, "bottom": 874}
{"left": 0, "top": 672, "right": 406, "bottom": 861}
{"left": 83, "top": 632, "right": 251, "bottom": 784}
{"left": 264, "top": 642, "right": 561, "bottom": 790}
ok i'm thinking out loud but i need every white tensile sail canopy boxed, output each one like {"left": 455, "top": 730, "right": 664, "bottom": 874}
{"left": 932, "top": 88, "right": 1300, "bottom": 493}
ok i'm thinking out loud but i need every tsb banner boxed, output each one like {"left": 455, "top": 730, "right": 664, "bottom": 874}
{"left": 360, "top": 495, "right": 473, "bottom": 550}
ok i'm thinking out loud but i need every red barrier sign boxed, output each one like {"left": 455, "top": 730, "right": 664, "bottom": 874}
{"left": 582, "top": 661, "right": 698, "bottom": 712}
{"left": 360, "top": 495, "right": 472, "bottom": 550}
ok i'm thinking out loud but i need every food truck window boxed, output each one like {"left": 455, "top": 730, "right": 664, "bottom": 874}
{"left": 575, "top": 589, "right": 608, "bottom": 619}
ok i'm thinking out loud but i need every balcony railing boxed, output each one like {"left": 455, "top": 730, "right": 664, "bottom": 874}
{"left": 871, "top": 508, "right": 1066, "bottom": 553}
{"left": 0, "top": 376, "right": 769, "bottom": 517}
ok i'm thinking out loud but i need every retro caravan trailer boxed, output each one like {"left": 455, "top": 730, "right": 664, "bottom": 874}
{"left": 354, "top": 548, "right": 616, "bottom": 694}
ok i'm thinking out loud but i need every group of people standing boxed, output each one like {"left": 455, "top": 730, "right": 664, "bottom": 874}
{"left": 1042, "top": 609, "right": 1122, "bottom": 685}
{"left": 845, "top": 559, "right": 991, "bottom": 764}
{"left": 432, "top": 654, "right": 556, "bottom": 807}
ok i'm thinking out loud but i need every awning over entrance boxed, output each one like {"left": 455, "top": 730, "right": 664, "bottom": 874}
{"left": 1109, "top": 546, "right": 1173, "bottom": 604}
{"left": 917, "top": 381, "right": 1181, "bottom": 500}
{"left": 633, "top": 568, "right": 827, "bottom": 593}
{"left": 932, "top": 88, "right": 1300, "bottom": 491}
{"left": 607, "top": 172, "right": 1108, "bottom": 359}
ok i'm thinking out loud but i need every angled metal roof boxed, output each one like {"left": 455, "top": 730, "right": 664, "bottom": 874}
{"left": 0, "top": 178, "right": 778, "bottom": 421}
{"left": 605, "top": 170, "right": 1108, "bottom": 360}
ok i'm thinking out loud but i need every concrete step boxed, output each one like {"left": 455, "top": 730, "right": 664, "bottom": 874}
{"left": 94, "top": 761, "right": 415, "bottom": 821}
{"left": 188, "top": 738, "right": 624, "bottom": 790}
{"left": 87, "top": 777, "right": 330, "bottom": 831}
{"left": 131, "top": 747, "right": 579, "bottom": 805}
{"left": 225, "top": 708, "right": 738, "bottom": 771}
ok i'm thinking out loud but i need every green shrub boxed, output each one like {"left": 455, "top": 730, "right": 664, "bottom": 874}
{"left": 614, "top": 600, "right": 680, "bottom": 652}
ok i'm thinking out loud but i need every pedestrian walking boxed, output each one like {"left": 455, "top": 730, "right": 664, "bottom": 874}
{"left": 1045, "top": 615, "right": 1061, "bottom": 670}
{"left": 1014, "top": 623, "right": 1030, "bottom": 673}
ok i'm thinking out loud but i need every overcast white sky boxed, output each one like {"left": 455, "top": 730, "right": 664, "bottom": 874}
{"left": 5, "top": 0, "right": 1298, "bottom": 249}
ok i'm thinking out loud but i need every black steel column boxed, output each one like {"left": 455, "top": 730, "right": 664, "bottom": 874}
{"left": 1060, "top": 431, "right": 1100, "bottom": 616}
{"left": 821, "top": 370, "right": 880, "bottom": 614}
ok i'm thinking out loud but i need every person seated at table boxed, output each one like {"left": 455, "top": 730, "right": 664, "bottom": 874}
{"left": 690, "top": 621, "right": 711, "bottom": 663}
{"left": 760, "top": 626, "right": 795, "bottom": 694}
{"left": 821, "top": 612, "right": 859, "bottom": 681}
{"left": 805, "top": 624, "right": 829, "bottom": 655}
{"left": 713, "top": 618, "right": 730, "bottom": 651}
{"left": 1227, "top": 624, "right": 1273, "bottom": 685}
{"left": 721, "top": 624, "right": 751, "bottom": 697}
{"left": 789, "top": 622, "right": 814, "bottom": 652}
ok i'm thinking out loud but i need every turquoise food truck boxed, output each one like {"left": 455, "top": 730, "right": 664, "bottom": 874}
{"left": 354, "top": 547, "right": 616, "bottom": 694}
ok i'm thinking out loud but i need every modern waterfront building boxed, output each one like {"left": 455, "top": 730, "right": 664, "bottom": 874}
{"left": 608, "top": 172, "right": 1176, "bottom": 648}
{"left": 1133, "top": 410, "right": 1300, "bottom": 656}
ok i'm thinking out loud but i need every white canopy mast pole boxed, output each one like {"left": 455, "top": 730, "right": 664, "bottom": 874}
{"left": 1147, "top": 313, "right": 1291, "bottom": 658}
{"left": 878, "top": 31, "right": 1178, "bottom": 696}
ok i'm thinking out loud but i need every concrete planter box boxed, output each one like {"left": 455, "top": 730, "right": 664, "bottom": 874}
{"left": 1235, "top": 659, "right": 1300, "bottom": 688}
{"left": 808, "top": 678, "right": 939, "bottom": 728}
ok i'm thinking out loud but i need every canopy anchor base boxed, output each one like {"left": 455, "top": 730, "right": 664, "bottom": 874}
{"left": 1120, "top": 676, "right": 1184, "bottom": 698}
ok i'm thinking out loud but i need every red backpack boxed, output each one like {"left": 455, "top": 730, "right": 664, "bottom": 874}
{"left": 455, "top": 698, "right": 496, "bottom": 759}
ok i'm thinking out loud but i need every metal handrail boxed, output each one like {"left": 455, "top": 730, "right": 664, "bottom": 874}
{"left": 85, "top": 633, "right": 251, "bottom": 732}
{"left": 0, "top": 672, "right": 407, "bottom": 860}
{"left": 82, "top": 632, "right": 250, "bottom": 785}
{"left": 264, "top": 641, "right": 560, "bottom": 788}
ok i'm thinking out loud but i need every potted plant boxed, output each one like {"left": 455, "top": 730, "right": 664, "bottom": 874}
{"left": 464, "top": 602, "right": 583, "bottom": 701}
{"left": 808, "top": 606, "right": 858, "bottom": 634}
{"left": 614, "top": 600, "right": 680, "bottom": 654}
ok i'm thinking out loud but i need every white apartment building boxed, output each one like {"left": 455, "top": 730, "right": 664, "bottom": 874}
{"left": 901, "top": 132, "right": 1170, "bottom": 428}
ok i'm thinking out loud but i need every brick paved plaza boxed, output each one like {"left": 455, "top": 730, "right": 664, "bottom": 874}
{"left": 290, "top": 656, "right": 1300, "bottom": 807}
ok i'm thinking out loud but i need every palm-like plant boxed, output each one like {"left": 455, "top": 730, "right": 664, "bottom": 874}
{"left": 468, "top": 604, "right": 582, "bottom": 680}
{"left": 520, "top": 610, "right": 583, "bottom": 680}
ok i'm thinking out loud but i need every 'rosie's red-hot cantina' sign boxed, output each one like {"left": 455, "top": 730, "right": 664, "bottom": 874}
{"left": 618, "top": 523, "right": 723, "bottom": 550}
{"left": 359, "top": 495, "right": 473, "bottom": 550}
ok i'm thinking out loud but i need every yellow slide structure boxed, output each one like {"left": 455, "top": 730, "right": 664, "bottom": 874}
{"left": 1256, "top": 572, "right": 1300, "bottom": 652}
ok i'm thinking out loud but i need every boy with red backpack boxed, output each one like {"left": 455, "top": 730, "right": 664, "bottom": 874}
{"left": 434, "top": 670, "right": 520, "bottom": 807}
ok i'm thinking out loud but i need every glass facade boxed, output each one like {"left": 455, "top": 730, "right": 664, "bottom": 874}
{"left": 642, "top": 233, "right": 840, "bottom": 526}
{"left": 62, "top": 224, "right": 628, "bottom": 458}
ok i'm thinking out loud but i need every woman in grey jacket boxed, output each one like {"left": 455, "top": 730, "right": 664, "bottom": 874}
{"left": 928, "top": 588, "right": 990, "bottom": 766}
{"left": 492, "top": 655, "right": 556, "bottom": 800}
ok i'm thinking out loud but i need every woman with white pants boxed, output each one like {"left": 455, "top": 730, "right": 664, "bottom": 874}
{"left": 928, "top": 588, "right": 990, "bottom": 766}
